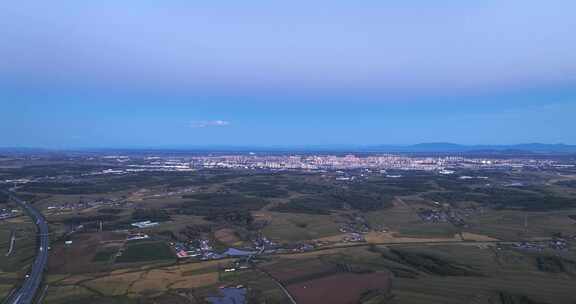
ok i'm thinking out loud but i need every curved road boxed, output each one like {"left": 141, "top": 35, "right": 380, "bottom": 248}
{"left": 3, "top": 191, "right": 49, "bottom": 304}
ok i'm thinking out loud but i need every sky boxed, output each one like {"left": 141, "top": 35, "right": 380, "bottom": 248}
{"left": 1, "top": 1, "right": 575, "bottom": 148}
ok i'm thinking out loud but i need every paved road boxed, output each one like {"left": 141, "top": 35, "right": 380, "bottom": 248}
{"left": 2, "top": 191, "right": 49, "bottom": 304}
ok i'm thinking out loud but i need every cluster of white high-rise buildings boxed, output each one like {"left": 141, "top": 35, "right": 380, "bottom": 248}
{"left": 160, "top": 154, "right": 567, "bottom": 171}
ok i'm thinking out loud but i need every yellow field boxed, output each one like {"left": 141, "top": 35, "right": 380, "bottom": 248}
{"left": 46, "top": 259, "right": 230, "bottom": 299}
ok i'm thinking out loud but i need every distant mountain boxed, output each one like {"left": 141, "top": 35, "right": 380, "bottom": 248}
{"left": 1, "top": 143, "right": 576, "bottom": 154}
{"left": 0, "top": 147, "right": 50, "bottom": 153}
{"left": 364, "top": 143, "right": 576, "bottom": 153}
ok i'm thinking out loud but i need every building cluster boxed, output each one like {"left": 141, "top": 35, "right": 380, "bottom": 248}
{"left": 126, "top": 232, "right": 150, "bottom": 241}
{"left": 417, "top": 204, "right": 484, "bottom": 228}
{"left": 46, "top": 198, "right": 128, "bottom": 213}
{"left": 0, "top": 208, "right": 19, "bottom": 220}
{"left": 130, "top": 220, "right": 159, "bottom": 229}
{"left": 339, "top": 214, "right": 370, "bottom": 234}
{"left": 92, "top": 153, "right": 572, "bottom": 173}
{"left": 512, "top": 234, "right": 574, "bottom": 252}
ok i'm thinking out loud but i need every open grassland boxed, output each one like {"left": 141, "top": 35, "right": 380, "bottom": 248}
{"left": 0, "top": 273, "right": 19, "bottom": 301}
{"left": 116, "top": 241, "right": 175, "bottom": 263}
{"left": 365, "top": 200, "right": 463, "bottom": 238}
{"left": 48, "top": 232, "right": 126, "bottom": 274}
{"left": 261, "top": 211, "right": 341, "bottom": 242}
{"left": 467, "top": 209, "right": 576, "bottom": 240}
{"left": 0, "top": 219, "right": 36, "bottom": 299}
{"left": 393, "top": 273, "right": 575, "bottom": 304}
{"left": 382, "top": 244, "right": 576, "bottom": 304}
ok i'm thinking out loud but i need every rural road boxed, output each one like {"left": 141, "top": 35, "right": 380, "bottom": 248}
{"left": 2, "top": 191, "right": 49, "bottom": 304}
{"left": 5, "top": 230, "right": 15, "bottom": 257}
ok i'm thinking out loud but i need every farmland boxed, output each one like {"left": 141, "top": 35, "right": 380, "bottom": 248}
{"left": 1, "top": 155, "right": 576, "bottom": 303}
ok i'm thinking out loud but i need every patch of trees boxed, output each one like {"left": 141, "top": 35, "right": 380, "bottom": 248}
{"left": 157, "top": 230, "right": 178, "bottom": 240}
{"left": 285, "top": 182, "right": 333, "bottom": 195}
{"left": 477, "top": 187, "right": 575, "bottom": 211}
{"left": 272, "top": 190, "right": 394, "bottom": 214}
{"left": 332, "top": 191, "right": 394, "bottom": 211}
{"left": 363, "top": 174, "right": 436, "bottom": 195}
{"left": 132, "top": 208, "right": 171, "bottom": 222}
{"left": 179, "top": 224, "right": 213, "bottom": 240}
{"left": 177, "top": 193, "right": 265, "bottom": 227}
{"left": 272, "top": 197, "right": 333, "bottom": 215}
{"left": 181, "top": 193, "right": 268, "bottom": 211}
{"left": 226, "top": 182, "right": 289, "bottom": 198}
{"left": 97, "top": 208, "right": 123, "bottom": 214}
{"left": 205, "top": 209, "right": 254, "bottom": 227}
{"left": 424, "top": 187, "right": 575, "bottom": 211}
{"left": 535, "top": 255, "right": 576, "bottom": 274}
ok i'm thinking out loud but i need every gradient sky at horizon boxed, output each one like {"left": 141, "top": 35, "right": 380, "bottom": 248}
{"left": 1, "top": 1, "right": 575, "bottom": 148}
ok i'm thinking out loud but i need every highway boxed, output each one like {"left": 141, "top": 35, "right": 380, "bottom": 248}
{"left": 2, "top": 191, "right": 49, "bottom": 304}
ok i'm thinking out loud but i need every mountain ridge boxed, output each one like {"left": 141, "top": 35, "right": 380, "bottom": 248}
{"left": 1, "top": 143, "right": 576, "bottom": 153}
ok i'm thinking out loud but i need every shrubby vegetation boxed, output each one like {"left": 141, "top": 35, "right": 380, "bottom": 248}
{"left": 179, "top": 224, "right": 214, "bottom": 240}
{"left": 285, "top": 181, "right": 333, "bottom": 195}
{"left": 272, "top": 190, "right": 394, "bottom": 214}
{"left": 181, "top": 193, "right": 268, "bottom": 211}
{"left": 272, "top": 196, "right": 335, "bottom": 215}
{"left": 424, "top": 187, "right": 575, "bottom": 211}
{"left": 536, "top": 255, "right": 576, "bottom": 274}
{"left": 360, "top": 174, "right": 436, "bottom": 195}
{"left": 226, "top": 181, "right": 289, "bottom": 198}
{"left": 178, "top": 193, "right": 266, "bottom": 227}
{"left": 383, "top": 249, "right": 483, "bottom": 277}
{"left": 97, "top": 208, "right": 124, "bottom": 214}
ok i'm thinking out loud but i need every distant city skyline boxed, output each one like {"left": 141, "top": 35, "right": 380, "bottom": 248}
{"left": 1, "top": 1, "right": 575, "bottom": 147}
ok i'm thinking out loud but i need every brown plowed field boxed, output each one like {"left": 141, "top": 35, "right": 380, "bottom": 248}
{"left": 287, "top": 272, "right": 391, "bottom": 304}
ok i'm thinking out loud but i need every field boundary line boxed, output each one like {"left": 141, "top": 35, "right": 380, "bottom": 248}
{"left": 255, "top": 267, "right": 297, "bottom": 304}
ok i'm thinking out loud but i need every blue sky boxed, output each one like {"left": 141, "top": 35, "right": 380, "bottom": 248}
{"left": 1, "top": 1, "right": 575, "bottom": 148}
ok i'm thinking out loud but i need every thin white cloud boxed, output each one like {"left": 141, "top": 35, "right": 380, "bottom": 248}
{"left": 190, "top": 120, "right": 231, "bottom": 128}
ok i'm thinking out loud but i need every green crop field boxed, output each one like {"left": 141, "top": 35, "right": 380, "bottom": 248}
{"left": 115, "top": 242, "right": 175, "bottom": 263}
